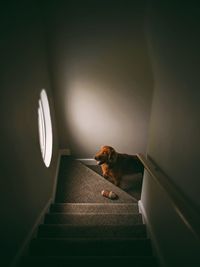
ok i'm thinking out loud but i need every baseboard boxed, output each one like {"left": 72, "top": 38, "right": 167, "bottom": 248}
{"left": 77, "top": 158, "right": 97, "bottom": 165}
{"left": 52, "top": 151, "right": 62, "bottom": 202}
{"left": 138, "top": 200, "right": 166, "bottom": 267}
{"left": 138, "top": 200, "right": 151, "bottom": 234}
{"left": 11, "top": 197, "right": 52, "bottom": 267}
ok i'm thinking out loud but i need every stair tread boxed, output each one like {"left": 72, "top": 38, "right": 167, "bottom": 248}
{"left": 30, "top": 237, "right": 152, "bottom": 246}
{"left": 51, "top": 203, "right": 139, "bottom": 206}
{"left": 38, "top": 224, "right": 146, "bottom": 229}
{"left": 44, "top": 213, "right": 143, "bottom": 225}
{"left": 45, "top": 212, "right": 142, "bottom": 218}
{"left": 24, "top": 255, "right": 157, "bottom": 263}
{"left": 34, "top": 237, "right": 149, "bottom": 241}
{"left": 46, "top": 213, "right": 142, "bottom": 216}
{"left": 46, "top": 212, "right": 141, "bottom": 216}
{"left": 23, "top": 255, "right": 158, "bottom": 267}
{"left": 50, "top": 202, "right": 139, "bottom": 213}
{"left": 52, "top": 203, "right": 139, "bottom": 206}
{"left": 26, "top": 255, "right": 156, "bottom": 260}
{"left": 31, "top": 237, "right": 152, "bottom": 256}
{"left": 38, "top": 224, "right": 146, "bottom": 238}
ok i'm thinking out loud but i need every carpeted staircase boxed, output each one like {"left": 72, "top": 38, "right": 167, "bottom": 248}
{"left": 21, "top": 156, "right": 158, "bottom": 266}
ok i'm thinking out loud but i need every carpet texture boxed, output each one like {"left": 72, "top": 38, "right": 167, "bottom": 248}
{"left": 88, "top": 164, "right": 143, "bottom": 200}
{"left": 55, "top": 156, "right": 137, "bottom": 203}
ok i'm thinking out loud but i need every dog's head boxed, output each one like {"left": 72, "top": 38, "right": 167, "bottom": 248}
{"left": 94, "top": 145, "right": 117, "bottom": 165}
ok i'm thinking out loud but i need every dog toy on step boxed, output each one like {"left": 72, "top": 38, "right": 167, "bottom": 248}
{"left": 101, "top": 190, "right": 118, "bottom": 200}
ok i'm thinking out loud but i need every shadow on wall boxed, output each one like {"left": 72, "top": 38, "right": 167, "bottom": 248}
{"left": 0, "top": 1, "right": 59, "bottom": 266}
{"left": 45, "top": 1, "right": 154, "bottom": 158}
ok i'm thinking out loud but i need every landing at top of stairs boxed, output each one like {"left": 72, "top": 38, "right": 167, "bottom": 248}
{"left": 56, "top": 156, "right": 137, "bottom": 203}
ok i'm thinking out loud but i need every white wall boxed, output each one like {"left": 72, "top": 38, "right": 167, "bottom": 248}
{"left": 140, "top": 171, "right": 200, "bottom": 267}
{"left": 45, "top": 0, "right": 154, "bottom": 157}
{"left": 0, "top": 2, "right": 59, "bottom": 266}
{"left": 140, "top": 1, "right": 200, "bottom": 266}
{"left": 146, "top": 1, "right": 200, "bottom": 212}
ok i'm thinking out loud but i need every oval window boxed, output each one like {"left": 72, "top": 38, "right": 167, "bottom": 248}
{"left": 38, "top": 89, "right": 53, "bottom": 167}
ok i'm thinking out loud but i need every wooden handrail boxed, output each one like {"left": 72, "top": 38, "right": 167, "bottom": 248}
{"left": 137, "top": 153, "right": 200, "bottom": 242}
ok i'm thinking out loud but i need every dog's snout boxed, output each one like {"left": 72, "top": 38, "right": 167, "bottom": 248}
{"left": 94, "top": 150, "right": 105, "bottom": 165}
{"left": 95, "top": 154, "right": 101, "bottom": 160}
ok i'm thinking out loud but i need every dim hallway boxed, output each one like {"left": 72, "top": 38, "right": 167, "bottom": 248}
{"left": 1, "top": 1, "right": 200, "bottom": 267}
{"left": 20, "top": 156, "right": 158, "bottom": 266}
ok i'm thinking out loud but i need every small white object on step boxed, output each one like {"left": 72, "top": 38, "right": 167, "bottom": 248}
{"left": 101, "top": 190, "right": 118, "bottom": 200}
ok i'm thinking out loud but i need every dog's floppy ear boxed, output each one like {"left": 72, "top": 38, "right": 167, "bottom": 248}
{"left": 108, "top": 148, "right": 116, "bottom": 163}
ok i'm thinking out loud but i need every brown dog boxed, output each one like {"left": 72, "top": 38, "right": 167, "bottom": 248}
{"left": 94, "top": 145, "right": 144, "bottom": 186}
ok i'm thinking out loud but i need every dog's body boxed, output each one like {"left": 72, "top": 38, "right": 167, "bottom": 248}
{"left": 94, "top": 146, "right": 144, "bottom": 186}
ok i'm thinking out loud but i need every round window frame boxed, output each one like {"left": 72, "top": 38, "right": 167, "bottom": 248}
{"left": 38, "top": 89, "right": 53, "bottom": 167}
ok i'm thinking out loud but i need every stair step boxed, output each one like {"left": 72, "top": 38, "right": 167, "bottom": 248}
{"left": 44, "top": 213, "right": 143, "bottom": 225}
{"left": 50, "top": 203, "right": 139, "bottom": 213}
{"left": 23, "top": 255, "right": 158, "bottom": 267}
{"left": 38, "top": 224, "right": 147, "bottom": 238}
{"left": 30, "top": 238, "right": 152, "bottom": 257}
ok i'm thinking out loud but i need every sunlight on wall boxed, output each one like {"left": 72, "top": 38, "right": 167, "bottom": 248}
{"left": 65, "top": 80, "right": 134, "bottom": 155}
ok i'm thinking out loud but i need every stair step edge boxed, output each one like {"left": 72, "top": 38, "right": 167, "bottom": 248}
{"left": 31, "top": 237, "right": 151, "bottom": 244}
